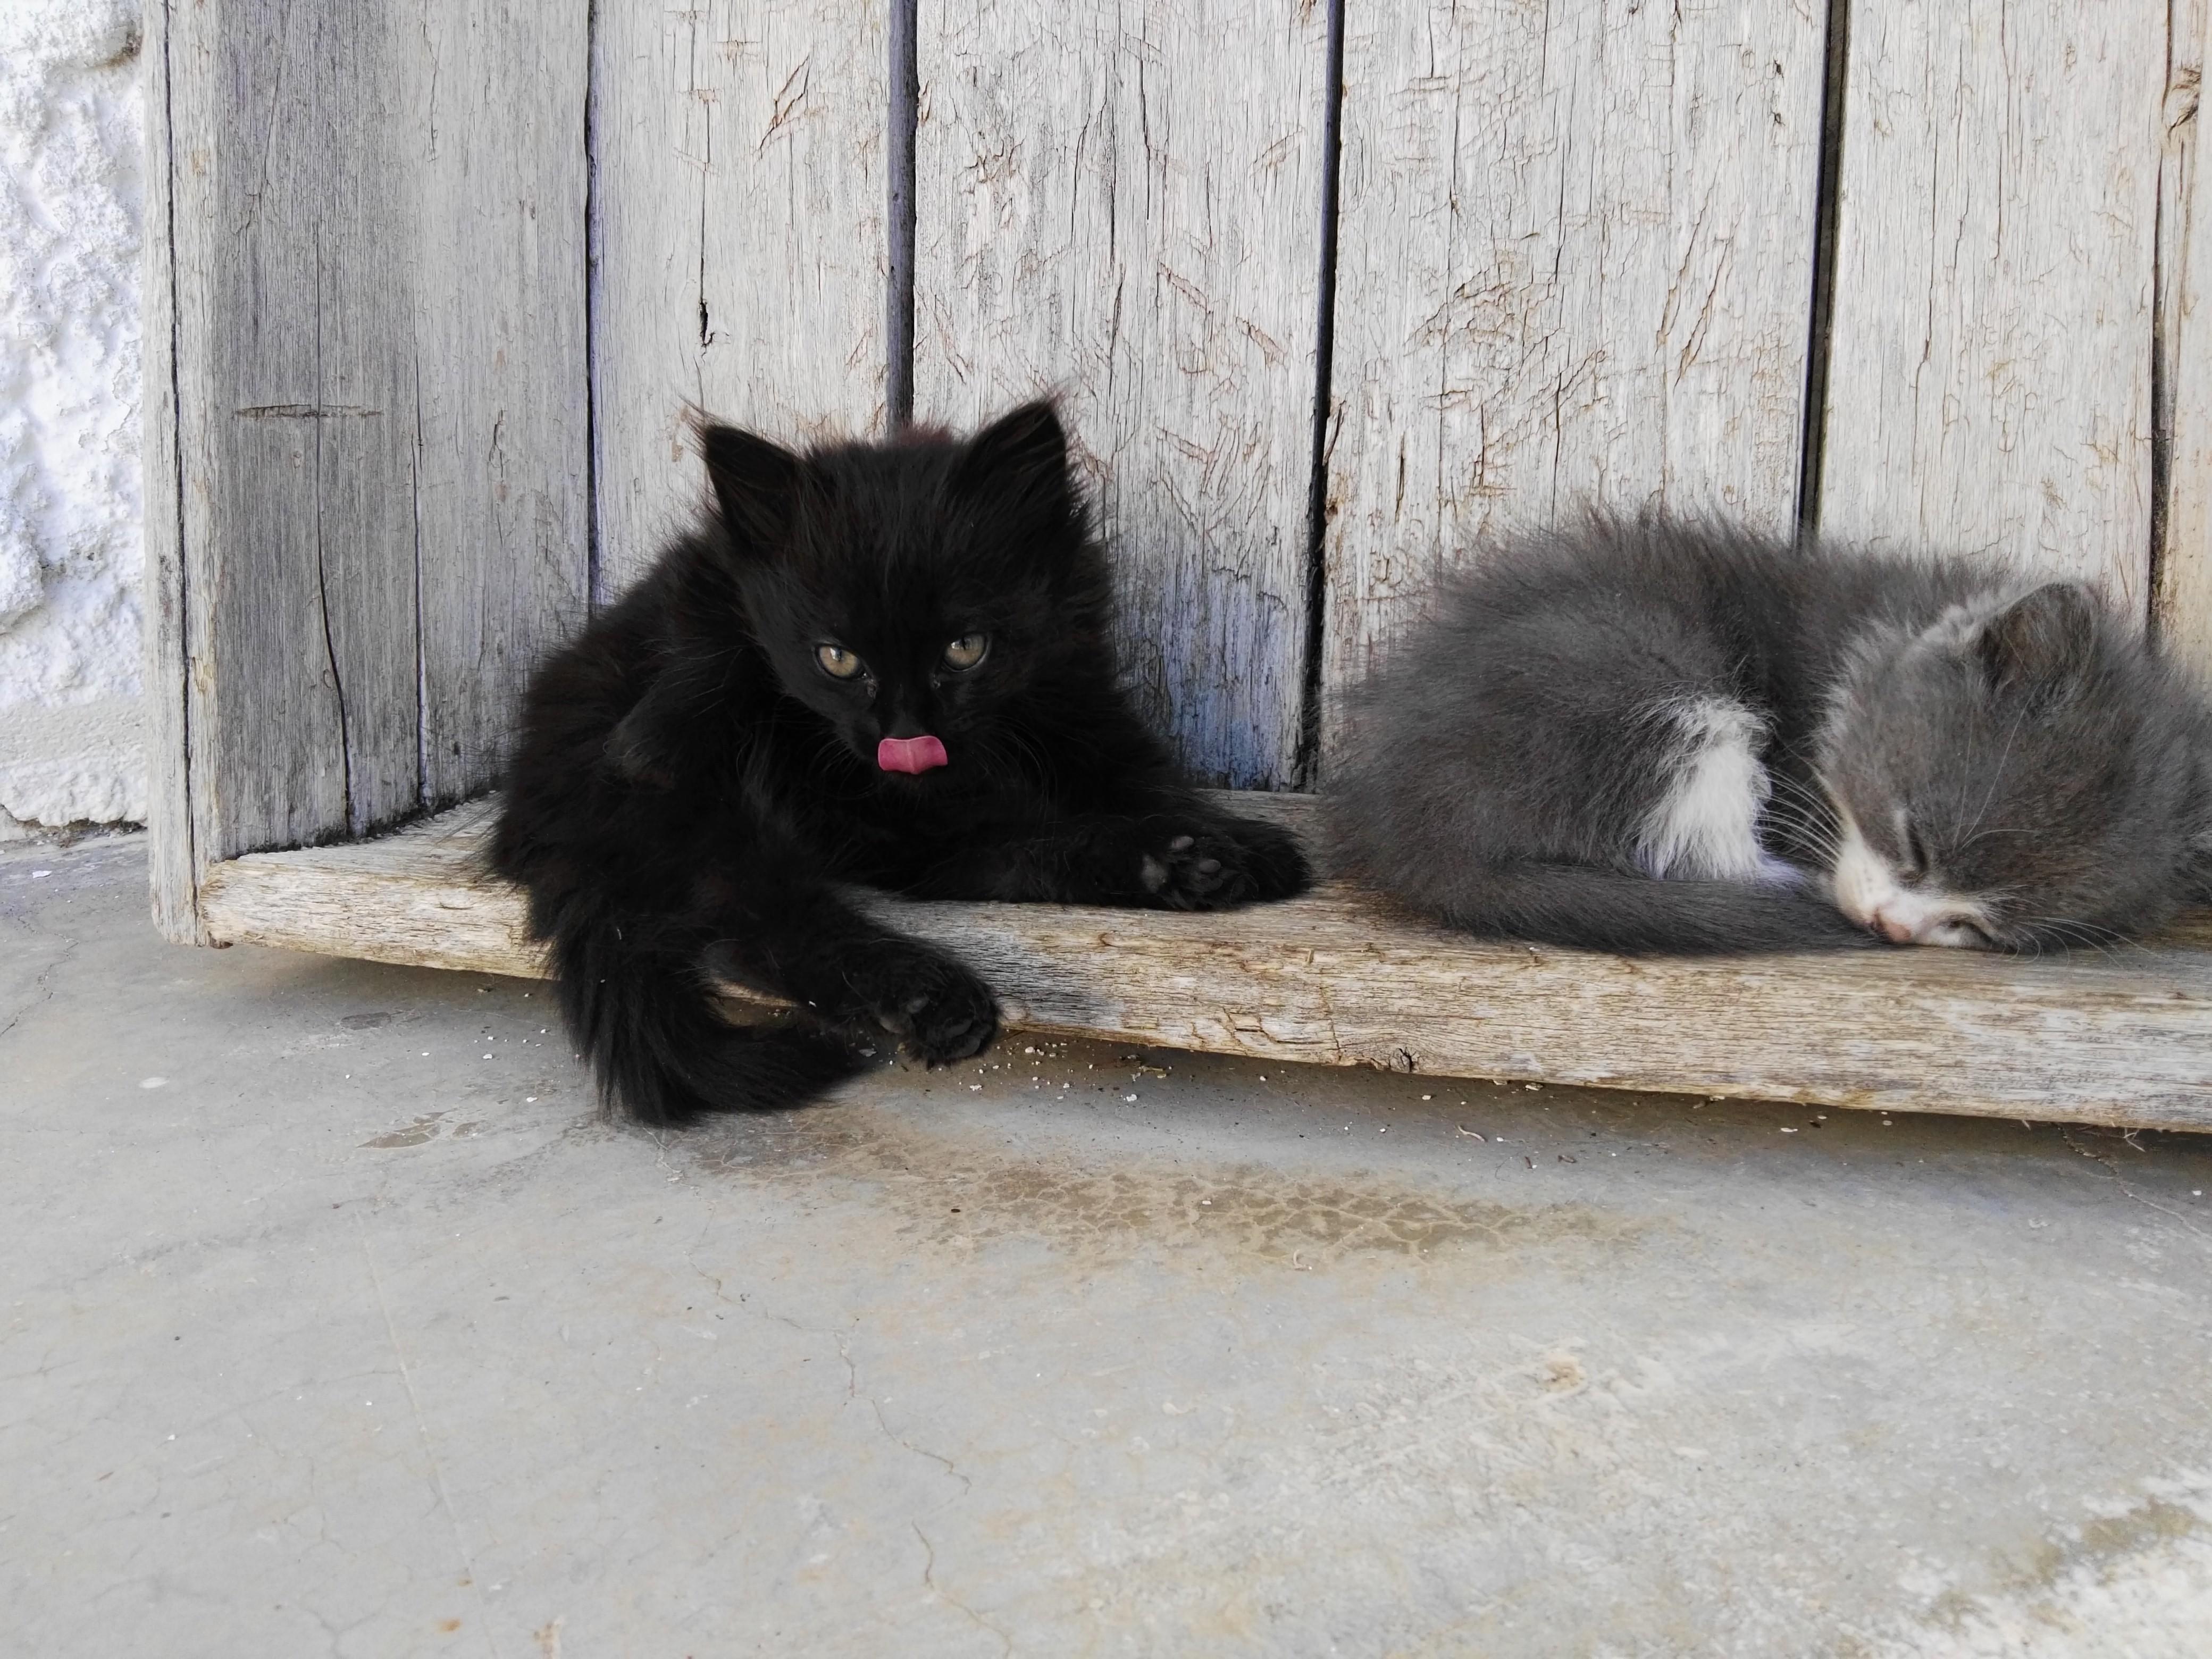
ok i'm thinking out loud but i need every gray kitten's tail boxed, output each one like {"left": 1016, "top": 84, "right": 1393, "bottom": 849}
{"left": 1423, "top": 863, "right": 1877, "bottom": 954}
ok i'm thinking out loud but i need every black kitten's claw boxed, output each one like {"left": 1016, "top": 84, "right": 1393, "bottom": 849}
{"left": 1137, "top": 816, "right": 1312, "bottom": 911}
{"left": 857, "top": 948, "right": 1000, "bottom": 1066}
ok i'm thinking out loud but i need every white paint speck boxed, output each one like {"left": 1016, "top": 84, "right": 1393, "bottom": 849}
{"left": 138, "top": 1076, "right": 165, "bottom": 1089}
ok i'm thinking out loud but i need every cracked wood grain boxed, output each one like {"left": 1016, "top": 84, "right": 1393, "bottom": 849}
{"left": 196, "top": 798, "right": 2212, "bottom": 1132}
{"left": 591, "top": 0, "right": 891, "bottom": 597}
{"left": 912, "top": 0, "right": 1331, "bottom": 787}
{"left": 144, "top": 0, "right": 200, "bottom": 940}
{"left": 166, "top": 0, "right": 393, "bottom": 866}
{"left": 1821, "top": 0, "right": 2167, "bottom": 607}
{"left": 1318, "top": 0, "right": 1826, "bottom": 763}
{"left": 149, "top": 0, "right": 590, "bottom": 936}
{"left": 408, "top": 1, "right": 594, "bottom": 809}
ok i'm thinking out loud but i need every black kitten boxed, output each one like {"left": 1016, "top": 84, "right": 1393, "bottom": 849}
{"left": 490, "top": 401, "right": 1309, "bottom": 1124}
{"left": 1328, "top": 515, "right": 2212, "bottom": 953}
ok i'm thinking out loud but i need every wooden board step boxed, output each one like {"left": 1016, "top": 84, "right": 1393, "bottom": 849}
{"left": 194, "top": 795, "right": 2212, "bottom": 1133}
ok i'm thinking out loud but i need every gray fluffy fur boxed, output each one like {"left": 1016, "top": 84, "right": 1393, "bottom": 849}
{"left": 1326, "top": 515, "right": 2212, "bottom": 953}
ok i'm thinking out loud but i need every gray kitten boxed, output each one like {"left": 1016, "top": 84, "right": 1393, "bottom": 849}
{"left": 1326, "top": 515, "right": 2212, "bottom": 953}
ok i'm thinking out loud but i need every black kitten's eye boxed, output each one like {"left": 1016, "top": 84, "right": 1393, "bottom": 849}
{"left": 815, "top": 643, "right": 865, "bottom": 680}
{"left": 942, "top": 633, "right": 989, "bottom": 671}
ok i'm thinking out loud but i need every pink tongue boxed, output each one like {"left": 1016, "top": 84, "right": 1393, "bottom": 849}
{"left": 877, "top": 734, "right": 949, "bottom": 774}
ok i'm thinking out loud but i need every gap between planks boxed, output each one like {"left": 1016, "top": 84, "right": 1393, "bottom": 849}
{"left": 193, "top": 794, "right": 2212, "bottom": 1134}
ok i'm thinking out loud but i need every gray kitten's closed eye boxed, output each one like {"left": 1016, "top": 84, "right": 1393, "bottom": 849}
{"left": 1325, "top": 515, "right": 2212, "bottom": 956}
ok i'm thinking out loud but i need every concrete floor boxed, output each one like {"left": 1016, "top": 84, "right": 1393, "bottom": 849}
{"left": 4, "top": 837, "right": 2211, "bottom": 1658}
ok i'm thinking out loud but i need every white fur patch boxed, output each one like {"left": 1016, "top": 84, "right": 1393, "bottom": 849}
{"left": 1636, "top": 698, "right": 1778, "bottom": 883}
{"left": 1829, "top": 813, "right": 1995, "bottom": 947}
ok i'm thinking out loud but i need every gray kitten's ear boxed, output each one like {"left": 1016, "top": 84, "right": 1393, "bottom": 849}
{"left": 1976, "top": 581, "right": 2100, "bottom": 688}
{"left": 697, "top": 421, "right": 805, "bottom": 556}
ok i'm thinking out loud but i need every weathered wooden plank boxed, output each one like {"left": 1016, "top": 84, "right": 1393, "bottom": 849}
{"left": 2160, "top": 0, "right": 2212, "bottom": 678}
{"left": 197, "top": 797, "right": 2212, "bottom": 1133}
{"left": 169, "top": 0, "right": 388, "bottom": 861}
{"left": 1820, "top": 0, "right": 2167, "bottom": 606}
{"left": 144, "top": 1, "right": 201, "bottom": 943}
{"left": 406, "top": 1, "right": 594, "bottom": 810}
{"left": 149, "top": 0, "right": 593, "bottom": 934}
{"left": 591, "top": 0, "right": 892, "bottom": 597}
{"left": 1322, "top": 0, "right": 1828, "bottom": 740}
{"left": 912, "top": 0, "right": 1330, "bottom": 788}
{"left": 201, "top": 800, "right": 548, "bottom": 978}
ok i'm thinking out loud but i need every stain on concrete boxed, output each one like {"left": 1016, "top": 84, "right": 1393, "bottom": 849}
{"left": 1839, "top": 1473, "right": 2212, "bottom": 1657}
{"left": 688, "top": 1103, "right": 1653, "bottom": 1271}
{"left": 361, "top": 1111, "right": 484, "bottom": 1149}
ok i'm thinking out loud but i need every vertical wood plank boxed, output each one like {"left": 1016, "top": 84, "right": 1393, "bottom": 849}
{"left": 156, "top": 0, "right": 591, "bottom": 908}
{"left": 303, "top": 1, "right": 423, "bottom": 838}
{"left": 1820, "top": 0, "right": 2167, "bottom": 606}
{"left": 1321, "top": 0, "right": 1828, "bottom": 746}
{"left": 2160, "top": 0, "right": 2212, "bottom": 677}
{"left": 592, "top": 0, "right": 891, "bottom": 598}
{"left": 143, "top": 0, "right": 200, "bottom": 941}
{"left": 407, "top": 1, "right": 593, "bottom": 808}
{"left": 170, "top": 0, "right": 375, "bottom": 862}
{"left": 912, "top": 0, "right": 1330, "bottom": 789}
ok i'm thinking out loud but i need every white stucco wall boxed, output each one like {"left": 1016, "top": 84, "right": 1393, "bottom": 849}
{"left": 0, "top": 0, "right": 145, "bottom": 838}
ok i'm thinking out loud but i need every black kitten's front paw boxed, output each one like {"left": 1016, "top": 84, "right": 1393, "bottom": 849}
{"left": 1214, "top": 815, "right": 1312, "bottom": 902}
{"left": 852, "top": 946, "right": 1000, "bottom": 1066}
{"left": 1136, "top": 817, "right": 1312, "bottom": 911}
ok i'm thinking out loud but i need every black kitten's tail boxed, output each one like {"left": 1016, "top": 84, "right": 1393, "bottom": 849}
{"left": 548, "top": 910, "right": 867, "bottom": 1126}
{"left": 1422, "top": 863, "right": 1876, "bottom": 954}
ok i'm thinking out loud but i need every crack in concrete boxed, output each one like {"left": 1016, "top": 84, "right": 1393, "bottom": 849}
{"left": 359, "top": 1226, "right": 502, "bottom": 1658}
{"left": 0, "top": 920, "right": 77, "bottom": 1048}
{"left": 872, "top": 1394, "right": 974, "bottom": 1503}
{"left": 2061, "top": 1127, "right": 2210, "bottom": 1244}
{"left": 913, "top": 1522, "right": 1010, "bottom": 1656}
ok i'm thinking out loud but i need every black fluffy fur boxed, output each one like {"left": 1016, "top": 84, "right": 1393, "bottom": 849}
{"left": 1328, "top": 515, "right": 2212, "bottom": 954}
{"left": 490, "top": 401, "right": 1310, "bottom": 1125}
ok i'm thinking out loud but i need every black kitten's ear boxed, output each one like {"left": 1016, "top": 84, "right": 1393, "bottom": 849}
{"left": 602, "top": 665, "right": 703, "bottom": 790}
{"left": 605, "top": 700, "right": 677, "bottom": 790}
{"left": 1977, "top": 582, "right": 2100, "bottom": 688}
{"left": 949, "top": 399, "right": 1072, "bottom": 508}
{"left": 698, "top": 422, "right": 804, "bottom": 555}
